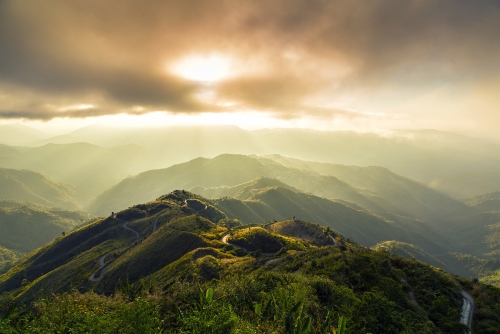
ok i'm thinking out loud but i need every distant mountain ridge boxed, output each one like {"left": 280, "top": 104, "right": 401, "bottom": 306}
{"left": 0, "top": 168, "right": 78, "bottom": 210}
{"left": 28, "top": 125, "right": 500, "bottom": 187}
{"left": 87, "top": 154, "right": 468, "bottom": 224}
{"left": 0, "top": 142, "right": 172, "bottom": 203}
{"left": 0, "top": 123, "right": 48, "bottom": 146}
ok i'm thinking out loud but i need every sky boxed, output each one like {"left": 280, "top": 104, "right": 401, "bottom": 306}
{"left": 0, "top": 0, "right": 499, "bottom": 138}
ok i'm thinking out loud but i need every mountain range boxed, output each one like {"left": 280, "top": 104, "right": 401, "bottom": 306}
{"left": 0, "top": 190, "right": 496, "bottom": 333}
{"left": 4, "top": 125, "right": 500, "bottom": 198}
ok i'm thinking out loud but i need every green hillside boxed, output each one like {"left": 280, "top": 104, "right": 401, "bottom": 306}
{"left": 191, "top": 176, "right": 297, "bottom": 199}
{"left": 374, "top": 240, "right": 500, "bottom": 285}
{"left": 434, "top": 211, "right": 500, "bottom": 257}
{"left": 0, "top": 200, "right": 92, "bottom": 253}
{"left": 0, "top": 168, "right": 79, "bottom": 210}
{"left": 267, "top": 219, "right": 336, "bottom": 246}
{"left": 0, "top": 190, "right": 497, "bottom": 333}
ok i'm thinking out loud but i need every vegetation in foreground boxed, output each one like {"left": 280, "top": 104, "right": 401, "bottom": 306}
{"left": 1, "top": 190, "right": 499, "bottom": 333}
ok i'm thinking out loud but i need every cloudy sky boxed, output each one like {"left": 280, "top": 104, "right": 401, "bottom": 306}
{"left": 1, "top": 0, "right": 499, "bottom": 137}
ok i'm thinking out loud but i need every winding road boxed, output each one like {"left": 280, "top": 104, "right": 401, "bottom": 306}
{"left": 89, "top": 253, "right": 111, "bottom": 282}
{"left": 185, "top": 199, "right": 208, "bottom": 214}
{"left": 221, "top": 233, "right": 249, "bottom": 253}
{"left": 88, "top": 216, "right": 141, "bottom": 282}
{"left": 123, "top": 221, "right": 140, "bottom": 239}
{"left": 152, "top": 216, "right": 159, "bottom": 233}
{"left": 461, "top": 290, "right": 474, "bottom": 333}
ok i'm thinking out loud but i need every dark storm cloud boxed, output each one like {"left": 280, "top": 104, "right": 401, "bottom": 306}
{"left": 0, "top": 0, "right": 499, "bottom": 120}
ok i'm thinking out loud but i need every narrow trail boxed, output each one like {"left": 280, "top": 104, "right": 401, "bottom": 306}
{"left": 461, "top": 290, "right": 474, "bottom": 333}
{"left": 329, "top": 235, "right": 337, "bottom": 246}
{"left": 185, "top": 199, "right": 208, "bottom": 214}
{"left": 221, "top": 231, "right": 275, "bottom": 256}
{"left": 221, "top": 233, "right": 249, "bottom": 253}
{"left": 152, "top": 216, "right": 159, "bottom": 233}
{"left": 89, "top": 253, "right": 111, "bottom": 282}
{"left": 88, "top": 216, "right": 141, "bottom": 282}
{"left": 264, "top": 258, "right": 281, "bottom": 266}
{"left": 123, "top": 221, "right": 140, "bottom": 240}
{"left": 399, "top": 277, "right": 418, "bottom": 305}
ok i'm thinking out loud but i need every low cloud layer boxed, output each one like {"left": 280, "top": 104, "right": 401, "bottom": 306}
{"left": 0, "top": 0, "right": 499, "bottom": 135}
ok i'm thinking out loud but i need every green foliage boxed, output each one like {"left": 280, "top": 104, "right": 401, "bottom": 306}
{"left": 0, "top": 246, "right": 22, "bottom": 275}
{"left": 196, "top": 256, "right": 222, "bottom": 281}
{"left": 0, "top": 200, "right": 92, "bottom": 253}
{"left": 1, "top": 292, "right": 163, "bottom": 333}
{"left": 178, "top": 287, "right": 238, "bottom": 334}
{"left": 230, "top": 227, "right": 283, "bottom": 253}
{"left": 2, "top": 190, "right": 499, "bottom": 332}
{"left": 333, "top": 316, "right": 347, "bottom": 334}
{"left": 284, "top": 301, "right": 311, "bottom": 334}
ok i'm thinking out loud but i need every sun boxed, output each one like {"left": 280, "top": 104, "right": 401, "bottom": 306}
{"left": 171, "top": 54, "right": 233, "bottom": 82}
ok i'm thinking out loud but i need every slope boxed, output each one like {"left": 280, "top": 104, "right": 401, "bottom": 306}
{"left": 0, "top": 168, "right": 79, "bottom": 210}
{"left": 88, "top": 154, "right": 467, "bottom": 223}
{"left": 0, "top": 200, "right": 92, "bottom": 253}
{"left": 374, "top": 240, "right": 500, "bottom": 284}
{"left": 430, "top": 171, "right": 500, "bottom": 199}
{"left": 212, "top": 186, "right": 451, "bottom": 253}
{"left": 263, "top": 154, "right": 469, "bottom": 222}
{"left": 0, "top": 123, "right": 48, "bottom": 146}
{"left": 0, "top": 246, "right": 21, "bottom": 275}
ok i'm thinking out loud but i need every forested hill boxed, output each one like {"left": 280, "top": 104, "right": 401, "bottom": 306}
{"left": 1, "top": 190, "right": 499, "bottom": 333}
